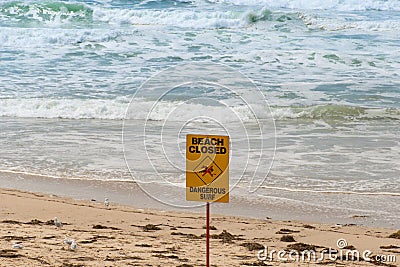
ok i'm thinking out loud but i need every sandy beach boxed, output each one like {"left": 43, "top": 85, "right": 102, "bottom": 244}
{"left": 1, "top": 188, "right": 398, "bottom": 267}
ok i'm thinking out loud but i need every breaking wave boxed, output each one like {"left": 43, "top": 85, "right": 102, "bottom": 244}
{"left": 1, "top": 1, "right": 399, "bottom": 31}
{"left": 0, "top": 98, "right": 399, "bottom": 122}
{"left": 0, "top": 1, "right": 93, "bottom": 27}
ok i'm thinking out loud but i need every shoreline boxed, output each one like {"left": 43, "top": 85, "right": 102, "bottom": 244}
{"left": 0, "top": 171, "right": 399, "bottom": 229}
{"left": 1, "top": 187, "right": 399, "bottom": 266}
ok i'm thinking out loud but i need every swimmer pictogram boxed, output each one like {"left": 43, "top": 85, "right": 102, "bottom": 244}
{"left": 200, "top": 165, "right": 214, "bottom": 177}
{"left": 193, "top": 156, "right": 223, "bottom": 185}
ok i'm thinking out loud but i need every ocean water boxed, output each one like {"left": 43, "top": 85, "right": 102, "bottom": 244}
{"left": 0, "top": 0, "right": 399, "bottom": 227}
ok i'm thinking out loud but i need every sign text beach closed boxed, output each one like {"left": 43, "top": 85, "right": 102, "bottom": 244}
{"left": 186, "top": 134, "right": 229, "bottom": 203}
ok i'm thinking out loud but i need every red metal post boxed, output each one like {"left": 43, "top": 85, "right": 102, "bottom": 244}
{"left": 206, "top": 202, "right": 210, "bottom": 267}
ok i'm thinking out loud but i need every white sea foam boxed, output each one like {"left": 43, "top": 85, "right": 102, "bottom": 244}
{"left": 207, "top": 0, "right": 400, "bottom": 11}
{"left": 93, "top": 4, "right": 400, "bottom": 30}
{"left": 2, "top": 1, "right": 399, "bottom": 32}
{"left": 0, "top": 98, "right": 129, "bottom": 120}
{"left": 0, "top": 97, "right": 263, "bottom": 122}
{"left": 1, "top": 3, "right": 399, "bottom": 58}
{"left": 93, "top": 7, "right": 243, "bottom": 29}
{"left": 1, "top": 97, "right": 399, "bottom": 121}
{"left": 0, "top": 27, "right": 127, "bottom": 48}
{"left": 258, "top": 185, "right": 400, "bottom": 196}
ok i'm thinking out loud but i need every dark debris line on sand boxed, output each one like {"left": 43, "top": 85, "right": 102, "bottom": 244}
{"left": 92, "top": 224, "right": 120, "bottom": 230}
{"left": 275, "top": 228, "right": 300, "bottom": 234}
{"left": 380, "top": 245, "right": 400, "bottom": 249}
{"left": 1, "top": 219, "right": 55, "bottom": 225}
{"left": 171, "top": 231, "right": 202, "bottom": 239}
{"left": 0, "top": 249, "right": 21, "bottom": 258}
{"left": 142, "top": 224, "right": 162, "bottom": 231}
{"left": 280, "top": 235, "right": 296, "bottom": 242}
{"left": 286, "top": 242, "right": 320, "bottom": 252}
{"left": 207, "top": 230, "right": 243, "bottom": 243}
{"left": 240, "top": 242, "right": 264, "bottom": 251}
{"left": 388, "top": 230, "right": 400, "bottom": 239}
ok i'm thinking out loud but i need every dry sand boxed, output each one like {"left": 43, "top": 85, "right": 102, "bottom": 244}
{"left": 0, "top": 188, "right": 399, "bottom": 267}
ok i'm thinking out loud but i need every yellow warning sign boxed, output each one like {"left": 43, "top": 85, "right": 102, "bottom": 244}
{"left": 186, "top": 134, "right": 229, "bottom": 203}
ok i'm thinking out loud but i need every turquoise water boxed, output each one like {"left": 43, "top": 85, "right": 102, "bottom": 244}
{"left": 0, "top": 0, "right": 399, "bottom": 226}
